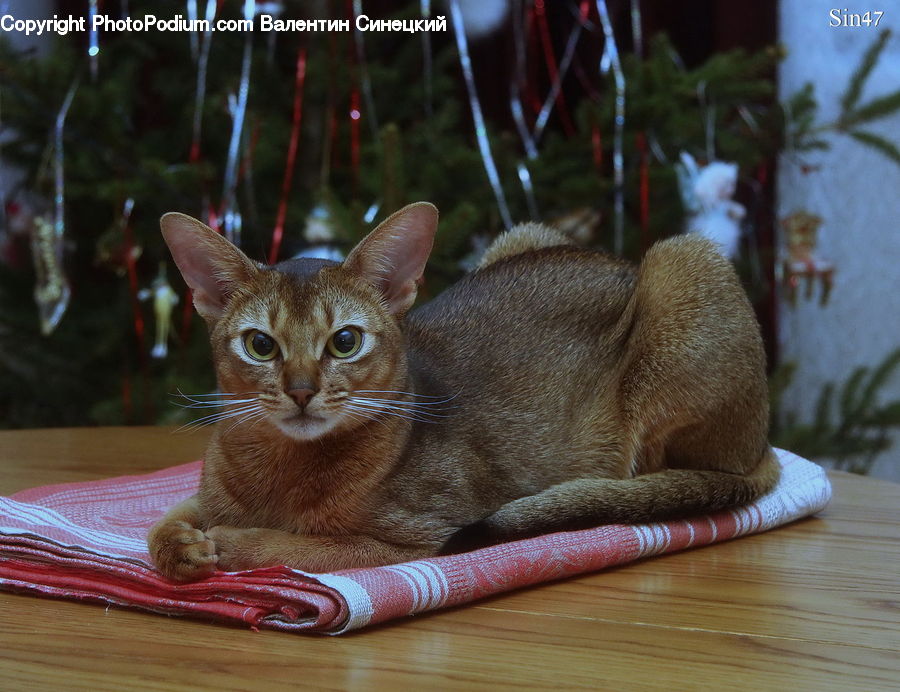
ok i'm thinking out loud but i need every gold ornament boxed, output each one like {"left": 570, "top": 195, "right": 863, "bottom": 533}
{"left": 780, "top": 211, "right": 834, "bottom": 306}
{"left": 30, "top": 215, "right": 70, "bottom": 335}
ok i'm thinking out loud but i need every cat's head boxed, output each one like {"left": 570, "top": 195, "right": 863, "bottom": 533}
{"left": 161, "top": 203, "right": 438, "bottom": 441}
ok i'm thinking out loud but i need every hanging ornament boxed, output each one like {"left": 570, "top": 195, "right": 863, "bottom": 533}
{"left": 139, "top": 264, "right": 179, "bottom": 359}
{"left": 296, "top": 201, "right": 344, "bottom": 262}
{"left": 30, "top": 215, "right": 70, "bottom": 336}
{"left": 304, "top": 203, "right": 336, "bottom": 243}
{"left": 551, "top": 207, "right": 602, "bottom": 245}
{"left": 780, "top": 211, "right": 834, "bottom": 306}
{"left": 595, "top": 0, "right": 625, "bottom": 254}
{"left": 450, "top": 0, "right": 513, "bottom": 229}
{"left": 451, "top": 0, "right": 511, "bottom": 40}
{"left": 95, "top": 199, "right": 142, "bottom": 276}
{"left": 676, "top": 152, "right": 745, "bottom": 259}
{"left": 32, "top": 78, "right": 78, "bottom": 335}
{"left": 219, "top": 0, "right": 255, "bottom": 246}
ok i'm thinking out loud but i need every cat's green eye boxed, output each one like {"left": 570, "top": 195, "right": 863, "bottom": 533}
{"left": 243, "top": 330, "right": 279, "bottom": 362}
{"left": 327, "top": 327, "right": 363, "bottom": 358}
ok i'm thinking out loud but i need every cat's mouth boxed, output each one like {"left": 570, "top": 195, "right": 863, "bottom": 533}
{"left": 274, "top": 410, "right": 337, "bottom": 441}
{"left": 283, "top": 411, "right": 323, "bottom": 424}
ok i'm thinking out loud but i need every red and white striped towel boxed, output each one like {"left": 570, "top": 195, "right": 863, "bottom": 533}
{"left": 0, "top": 449, "right": 831, "bottom": 634}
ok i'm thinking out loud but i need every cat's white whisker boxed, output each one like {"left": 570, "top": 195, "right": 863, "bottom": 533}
{"left": 171, "top": 389, "right": 262, "bottom": 410}
{"left": 344, "top": 401, "right": 443, "bottom": 425}
{"left": 348, "top": 398, "right": 453, "bottom": 419}
{"left": 341, "top": 406, "right": 381, "bottom": 425}
{"left": 349, "top": 395, "right": 455, "bottom": 412}
{"left": 350, "top": 396, "right": 459, "bottom": 411}
{"left": 176, "top": 402, "right": 263, "bottom": 433}
{"left": 223, "top": 405, "right": 267, "bottom": 435}
{"left": 342, "top": 408, "right": 386, "bottom": 430}
{"left": 173, "top": 399, "right": 259, "bottom": 409}
{"left": 354, "top": 389, "right": 461, "bottom": 401}
{"left": 173, "top": 388, "right": 262, "bottom": 399}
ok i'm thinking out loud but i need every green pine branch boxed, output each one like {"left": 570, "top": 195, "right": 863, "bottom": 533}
{"left": 770, "top": 348, "right": 900, "bottom": 474}
{"left": 840, "top": 28, "right": 891, "bottom": 114}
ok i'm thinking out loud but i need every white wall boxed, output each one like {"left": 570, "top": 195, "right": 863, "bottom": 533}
{"left": 778, "top": 1, "right": 900, "bottom": 480}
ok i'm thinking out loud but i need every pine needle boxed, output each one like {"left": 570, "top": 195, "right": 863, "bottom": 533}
{"left": 840, "top": 29, "right": 892, "bottom": 115}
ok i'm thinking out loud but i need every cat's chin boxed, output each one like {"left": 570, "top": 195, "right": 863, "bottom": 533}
{"left": 273, "top": 413, "right": 341, "bottom": 441}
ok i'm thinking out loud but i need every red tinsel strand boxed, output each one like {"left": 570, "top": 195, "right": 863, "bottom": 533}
{"left": 237, "top": 118, "right": 261, "bottom": 185}
{"left": 122, "top": 215, "right": 145, "bottom": 353}
{"left": 534, "top": 0, "right": 576, "bottom": 136}
{"left": 636, "top": 132, "right": 650, "bottom": 253}
{"left": 178, "top": 205, "right": 219, "bottom": 344}
{"left": 591, "top": 123, "right": 603, "bottom": 171}
{"left": 206, "top": 203, "right": 219, "bottom": 232}
{"left": 269, "top": 48, "right": 308, "bottom": 265}
{"left": 189, "top": 139, "right": 201, "bottom": 164}
{"left": 525, "top": 6, "right": 542, "bottom": 115}
{"left": 350, "top": 89, "right": 361, "bottom": 194}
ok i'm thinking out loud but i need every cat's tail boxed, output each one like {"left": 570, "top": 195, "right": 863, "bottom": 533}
{"left": 440, "top": 447, "right": 780, "bottom": 554}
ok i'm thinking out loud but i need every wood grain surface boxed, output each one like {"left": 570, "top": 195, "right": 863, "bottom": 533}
{"left": 0, "top": 427, "right": 897, "bottom": 691}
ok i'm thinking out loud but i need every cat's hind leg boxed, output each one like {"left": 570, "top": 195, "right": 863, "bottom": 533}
{"left": 440, "top": 448, "right": 780, "bottom": 554}
{"left": 477, "top": 223, "right": 572, "bottom": 269}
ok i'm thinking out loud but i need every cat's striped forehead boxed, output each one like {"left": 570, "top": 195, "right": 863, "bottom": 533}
{"left": 221, "top": 263, "right": 385, "bottom": 356}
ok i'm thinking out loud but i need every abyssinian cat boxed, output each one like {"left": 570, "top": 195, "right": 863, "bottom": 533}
{"left": 148, "top": 202, "right": 779, "bottom": 582}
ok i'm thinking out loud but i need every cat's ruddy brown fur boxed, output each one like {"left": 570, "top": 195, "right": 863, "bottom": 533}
{"left": 148, "top": 203, "right": 778, "bottom": 582}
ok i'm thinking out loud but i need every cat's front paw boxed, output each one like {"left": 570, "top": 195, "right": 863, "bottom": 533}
{"left": 204, "top": 525, "right": 263, "bottom": 572}
{"left": 147, "top": 520, "right": 218, "bottom": 582}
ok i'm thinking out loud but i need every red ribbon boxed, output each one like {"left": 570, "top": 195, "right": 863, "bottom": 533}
{"left": 269, "top": 47, "right": 308, "bottom": 265}
{"left": 350, "top": 88, "right": 361, "bottom": 195}
{"left": 591, "top": 123, "right": 603, "bottom": 171}
{"left": 122, "top": 212, "right": 145, "bottom": 355}
{"left": 534, "top": 0, "right": 575, "bottom": 136}
{"left": 122, "top": 204, "right": 152, "bottom": 422}
{"left": 525, "top": 6, "right": 542, "bottom": 115}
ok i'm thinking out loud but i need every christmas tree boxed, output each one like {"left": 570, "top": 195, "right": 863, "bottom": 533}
{"left": 1, "top": 3, "right": 899, "bottom": 471}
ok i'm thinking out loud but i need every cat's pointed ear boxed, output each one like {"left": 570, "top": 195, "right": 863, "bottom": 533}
{"left": 343, "top": 202, "right": 438, "bottom": 316}
{"left": 160, "top": 212, "right": 259, "bottom": 321}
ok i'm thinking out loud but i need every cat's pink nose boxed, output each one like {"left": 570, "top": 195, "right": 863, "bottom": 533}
{"left": 287, "top": 388, "right": 316, "bottom": 409}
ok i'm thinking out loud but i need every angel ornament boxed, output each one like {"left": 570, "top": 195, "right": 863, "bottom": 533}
{"left": 677, "top": 152, "right": 745, "bottom": 259}
{"left": 139, "top": 264, "right": 179, "bottom": 359}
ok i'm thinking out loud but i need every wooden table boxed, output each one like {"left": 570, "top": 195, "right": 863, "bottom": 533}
{"left": 0, "top": 427, "right": 897, "bottom": 691}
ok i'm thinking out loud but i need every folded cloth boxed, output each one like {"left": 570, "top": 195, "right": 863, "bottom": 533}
{"left": 0, "top": 449, "right": 831, "bottom": 634}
